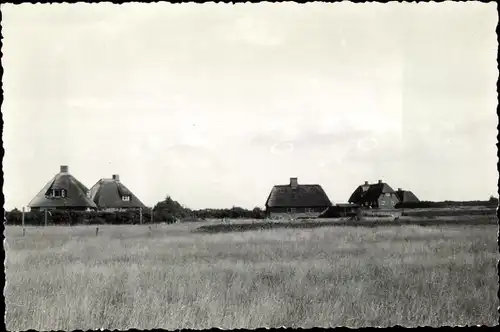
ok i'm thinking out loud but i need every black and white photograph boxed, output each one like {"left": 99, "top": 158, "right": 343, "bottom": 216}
{"left": 2, "top": 2, "right": 499, "bottom": 329}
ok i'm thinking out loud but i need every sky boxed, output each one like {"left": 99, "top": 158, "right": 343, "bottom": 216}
{"left": 2, "top": 2, "right": 498, "bottom": 210}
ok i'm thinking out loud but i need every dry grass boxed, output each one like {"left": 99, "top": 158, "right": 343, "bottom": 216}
{"left": 4, "top": 221, "right": 499, "bottom": 329}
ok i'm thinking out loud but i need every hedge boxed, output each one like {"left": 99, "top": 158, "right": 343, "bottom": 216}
{"left": 5, "top": 208, "right": 266, "bottom": 226}
{"left": 5, "top": 210, "right": 158, "bottom": 226}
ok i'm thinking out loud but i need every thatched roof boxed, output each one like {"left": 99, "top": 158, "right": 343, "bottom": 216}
{"left": 364, "top": 181, "right": 396, "bottom": 200}
{"left": 89, "top": 174, "right": 146, "bottom": 209}
{"left": 28, "top": 165, "right": 97, "bottom": 209}
{"left": 348, "top": 180, "right": 397, "bottom": 204}
{"left": 265, "top": 178, "right": 332, "bottom": 208}
{"left": 348, "top": 186, "right": 365, "bottom": 204}
{"left": 395, "top": 189, "right": 420, "bottom": 203}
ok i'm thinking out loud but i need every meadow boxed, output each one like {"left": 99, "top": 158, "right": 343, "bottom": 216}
{"left": 4, "top": 220, "right": 499, "bottom": 330}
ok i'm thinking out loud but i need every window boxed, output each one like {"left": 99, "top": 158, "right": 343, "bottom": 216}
{"left": 122, "top": 195, "right": 131, "bottom": 202}
{"left": 49, "top": 189, "right": 66, "bottom": 198}
{"left": 287, "top": 208, "right": 296, "bottom": 213}
{"left": 305, "top": 208, "right": 313, "bottom": 213}
{"left": 385, "top": 193, "right": 391, "bottom": 197}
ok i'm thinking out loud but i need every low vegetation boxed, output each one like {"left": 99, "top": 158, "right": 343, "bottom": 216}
{"left": 196, "top": 216, "right": 497, "bottom": 233}
{"left": 401, "top": 208, "right": 497, "bottom": 217}
{"left": 5, "top": 222, "right": 498, "bottom": 329}
{"left": 395, "top": 196, "right": 498, "bottom": 209}
{"left": 5, "top": 209, "right": 153, "bottom": 226}
{"left": 6, "top": 196, "right": 265, "bottom": 225}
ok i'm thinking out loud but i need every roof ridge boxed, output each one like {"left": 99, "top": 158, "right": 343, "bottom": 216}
{"left": 274, "top": 183, "right": 322, "bottom": 187}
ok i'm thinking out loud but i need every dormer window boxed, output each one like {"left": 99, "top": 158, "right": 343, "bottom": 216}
{"left": 49, "top": 189, "right": 66, "bottom": 198}
{"left": 122, "top": 195, "right": 131, "bottom": 202}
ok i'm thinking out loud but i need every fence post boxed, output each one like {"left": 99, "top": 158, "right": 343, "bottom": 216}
{"left": 22, "top": 207, "right": 26, "bottom": 236}
{"left": 151, "top": 207, "right": 154, "bottom": 224}
{"left": 96, "top": 227, "right": 99, "bottom": 236}
{"left": 44, "top": 209, "right": 48, "bottom": 227}
{"left": 139, "top": 208, "right": 143, "bottom": 225}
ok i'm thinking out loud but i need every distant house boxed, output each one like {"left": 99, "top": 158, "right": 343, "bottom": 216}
{"left": 28, "top": 165, "right": 97, "bottom": 211}
{"left": 265, "top": 177, "right": 332, "bottom": 218}
{"left": 318, "top": 203, "right": 361, "bottom": 219}
{"left": 348, "top": 179, "right": 399, "bottom": 209}
{"left": 348, "top": 180, "right": 371, "bottom": 207}
{"left": 395, "top": 188, "right": 420, "bottom": 203}
{"left": 89, "top": 174, "right": 146, "bottom": 211}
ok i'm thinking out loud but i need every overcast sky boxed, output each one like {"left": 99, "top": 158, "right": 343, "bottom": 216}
{"left": 2, "top": 2, "right": 498, "bottom": 210}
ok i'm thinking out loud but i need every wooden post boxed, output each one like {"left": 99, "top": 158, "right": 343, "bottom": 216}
{"left": 44, "top": 209, "right": 48, "bottom": 227}
{"left": 22, "top": 207, "right": 26, "bottom": 236}
{"left": 139, "top": 208, "right": 143, "bottom": 225}
{"left": 151, "top": 207, "right": 154, "bottom": 224}
{"left": 96, "top": 227, "right": 99, "bottom": 236}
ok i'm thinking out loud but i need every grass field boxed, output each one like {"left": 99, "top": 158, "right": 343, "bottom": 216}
{"left": 4, "top": 221, "right": 499, "bottom": 329}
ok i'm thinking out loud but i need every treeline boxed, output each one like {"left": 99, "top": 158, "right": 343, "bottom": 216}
{"left": 153, "top": 196, "right": 265, "bottom": 222}
{"left": 5, "top": 195, "right": 265, "bottom": 225}
{"left": 395, "top": 196, "right": 499, "bottom": 209}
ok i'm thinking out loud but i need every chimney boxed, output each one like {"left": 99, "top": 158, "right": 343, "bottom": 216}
{"left": 60, "top": 165, "right": 68, "bottom": 173}
{"left": 398, "top": 188, "right": 403, "bottom": 191}
{"left": 364, "top": 181, "right": 368, "bottom": 185}
{"left": 378, "top": 179, "right": 382, "bottom": 184}
{"left": 290, "top": 177, "right": 298, "bottom": 189}
{"left": 112, "top": 174, "right": 120, "bottom": 181}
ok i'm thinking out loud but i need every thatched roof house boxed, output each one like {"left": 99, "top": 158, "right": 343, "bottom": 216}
{"left": 89, "top": 174, "right": 146, "bottom": 211}
{"left": 28, "top": 165, "right": 97, "bottom": 211}
{"left": 348, "top": 179, "right": 400, "bottom": 209}
{"left": 265, "top": 177, "right": 332, "bottom": 218}
{"left": 395, "top": 188, "right": 420, "bottom": 203}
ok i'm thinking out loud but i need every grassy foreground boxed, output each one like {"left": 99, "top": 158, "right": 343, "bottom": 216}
{"left": 4, "top": 222, "right": 499, "bottom": 329}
